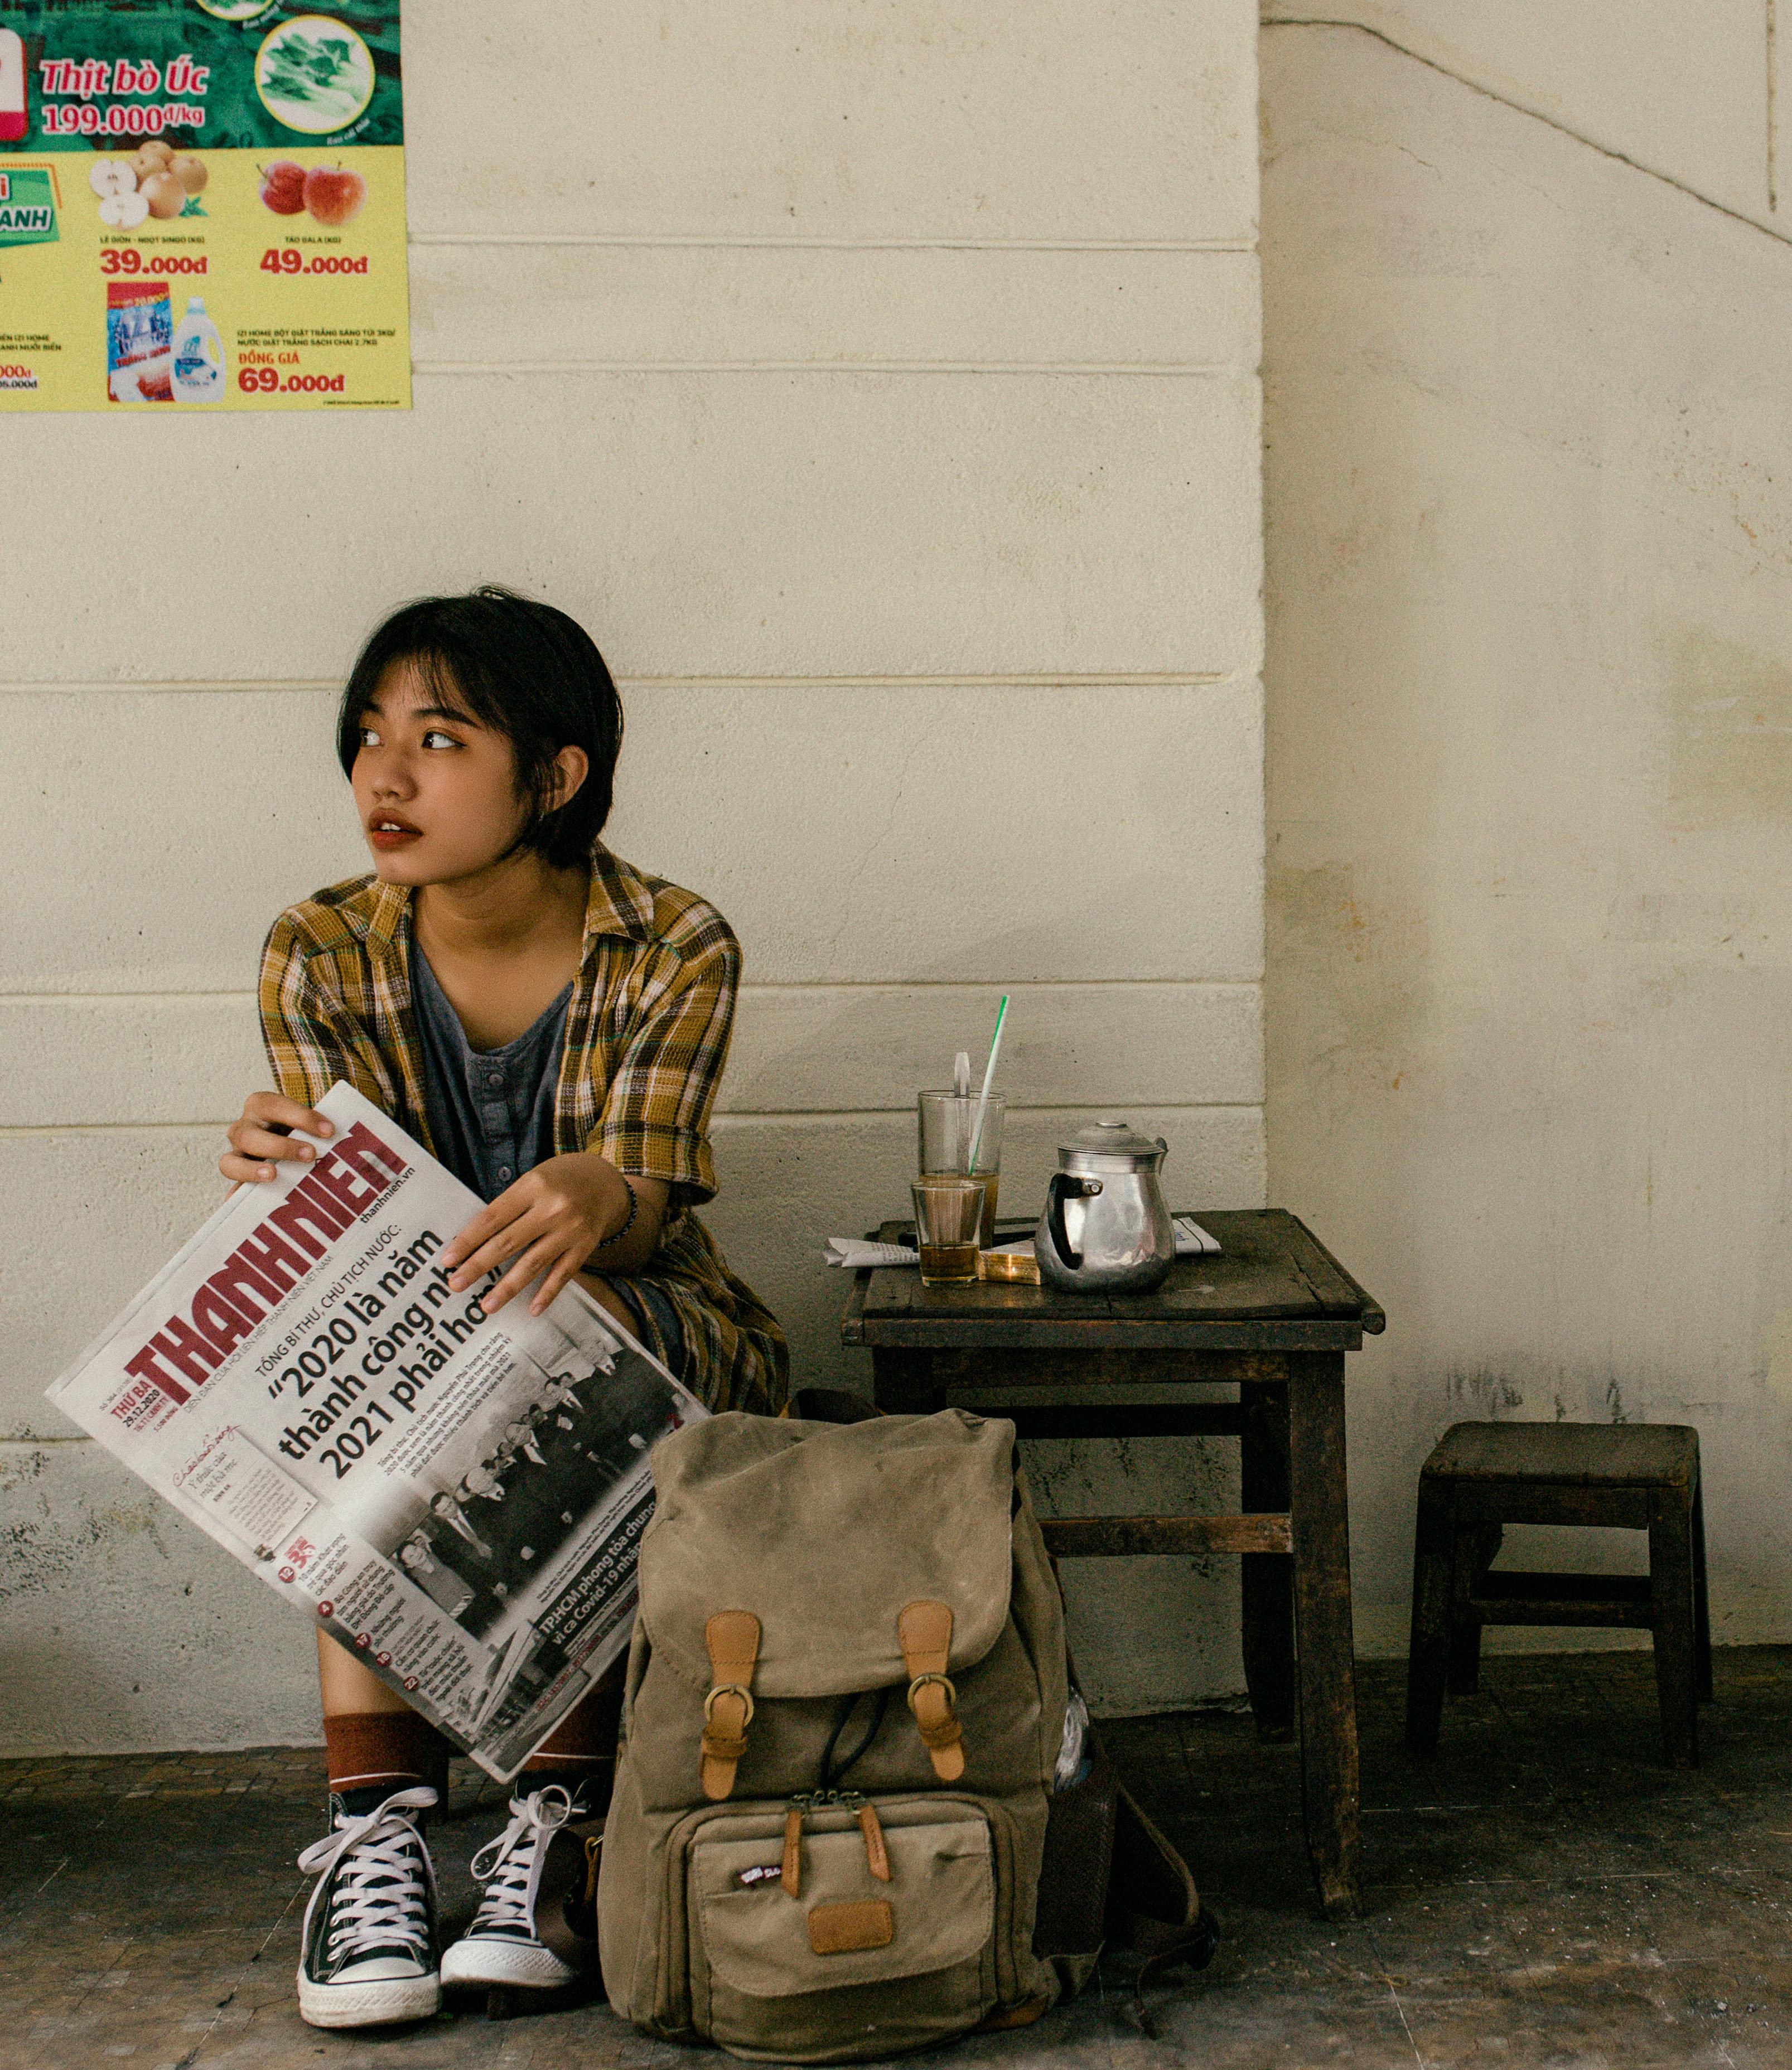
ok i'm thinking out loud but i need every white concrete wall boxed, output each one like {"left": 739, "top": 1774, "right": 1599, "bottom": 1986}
{"left": 1262, "top": 16, "right": 1792, "bottom": 1654}
{"left": 0, "top": 2, "right": 1265, "bottom": 1749}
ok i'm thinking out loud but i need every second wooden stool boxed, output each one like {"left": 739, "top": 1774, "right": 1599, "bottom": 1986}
{"left": 1405, "top": 1421, "right": 1712, "bottom": 1767}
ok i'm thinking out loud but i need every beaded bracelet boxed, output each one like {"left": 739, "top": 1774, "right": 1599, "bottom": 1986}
{"left": 595, "top": 1177, "right": 640, "bottom": 1250}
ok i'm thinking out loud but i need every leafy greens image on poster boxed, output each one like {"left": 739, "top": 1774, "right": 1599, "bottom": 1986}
{"left": 0, "top": 2, "right": 408, "bottom": 410}
{"left": 255, "top": 16, "right": 378, "bottom": 136}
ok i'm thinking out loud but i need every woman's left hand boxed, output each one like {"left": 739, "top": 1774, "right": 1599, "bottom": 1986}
{"left": 442, "top": 1152, "right": 654, "bottom": 1315}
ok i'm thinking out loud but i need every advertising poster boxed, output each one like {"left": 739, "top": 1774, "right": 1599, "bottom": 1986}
{"left": 0, "top": 1, "right": 407, "bottom": 410}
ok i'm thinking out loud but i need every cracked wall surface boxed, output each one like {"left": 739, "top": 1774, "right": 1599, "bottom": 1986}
{"left": 0, "top": 2, "right": 1267, "bottom": 1748}
{"left": 1263, "top": 2, "right": 1787, "bottom": 238}
{"left": 1263, "top": 22, "right": 1792, "bottom": 1652}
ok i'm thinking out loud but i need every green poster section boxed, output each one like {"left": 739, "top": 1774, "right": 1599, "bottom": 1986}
{"left": 3, "top": 3, "right": 403, "bottom": 153}
{"left": 0, "top": 165, "right": 57, "bottom": 243}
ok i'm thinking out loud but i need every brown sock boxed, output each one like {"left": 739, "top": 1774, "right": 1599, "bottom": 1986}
{"left": 521, "top": 1662, "right": 624, "bottom": 1808}
{"left": 324, "top": 1710, "right": 452, "bottom": 1811}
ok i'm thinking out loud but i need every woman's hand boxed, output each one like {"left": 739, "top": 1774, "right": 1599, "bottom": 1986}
{"left": 220, "top": 1091, "right": 334, "bottom": 1185}
{"left": 441, "top": 1152, "right": 665, "bottom": 1317}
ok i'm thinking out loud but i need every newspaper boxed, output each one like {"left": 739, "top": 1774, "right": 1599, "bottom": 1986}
{"left": 48, "top": 1082, "right": 707, "bottom": 1780}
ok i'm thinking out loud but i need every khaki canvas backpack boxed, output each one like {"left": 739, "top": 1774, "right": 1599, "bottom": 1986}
{"left": 597, "top": 1408, "right": 1074, "bottom": 2061}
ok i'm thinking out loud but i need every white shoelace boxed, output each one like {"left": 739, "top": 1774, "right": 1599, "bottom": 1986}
{"left": 298, "top": 1786, "right": 438, "bottom": 1974}
{"left": 465, "top": 1786, "right": 574, "bottom": 1941}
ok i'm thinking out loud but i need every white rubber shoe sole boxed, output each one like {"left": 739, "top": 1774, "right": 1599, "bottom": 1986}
{"left": 441, "top": 1934, "right": 579, "bottom": 1990}
{"left": 297, "top": 1965, "right": 442, "bottom": 2028}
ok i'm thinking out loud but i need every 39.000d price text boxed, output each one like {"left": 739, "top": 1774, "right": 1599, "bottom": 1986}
{"left": 102, "top": 250, "right": 207, "bottom": 275}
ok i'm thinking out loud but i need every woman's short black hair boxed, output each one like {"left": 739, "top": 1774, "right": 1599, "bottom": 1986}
{"left": 337, "top": 586, "right": 624, "bottom": 869}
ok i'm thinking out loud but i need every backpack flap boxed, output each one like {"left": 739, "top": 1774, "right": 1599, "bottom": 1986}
{"left": 640, "top": 1410, "right": 1018, "bottom": 1706}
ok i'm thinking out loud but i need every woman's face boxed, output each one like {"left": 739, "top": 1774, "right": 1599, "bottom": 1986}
{"left": 350, "top": 660, "right": 532, "bottom": 886}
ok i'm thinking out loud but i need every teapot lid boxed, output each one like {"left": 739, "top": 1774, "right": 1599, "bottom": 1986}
{"left": 1059, "top": 1119, "right": 1167, "bottom": 1168}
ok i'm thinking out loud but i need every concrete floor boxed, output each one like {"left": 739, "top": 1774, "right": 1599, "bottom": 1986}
{"left": 3, "top": 1649, "right": 1790, "bottom": 2069}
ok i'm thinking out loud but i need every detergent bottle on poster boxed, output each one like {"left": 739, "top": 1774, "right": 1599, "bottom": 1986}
{"left": 170, "top": 299, "right": 225, "bottom": 402}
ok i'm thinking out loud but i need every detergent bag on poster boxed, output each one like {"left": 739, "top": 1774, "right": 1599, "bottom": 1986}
{"left": 105, "top": 274, "right": 171, "bottom": 399}
{"left": 49, "top": 1085, "right": 707, "bottom": 1779}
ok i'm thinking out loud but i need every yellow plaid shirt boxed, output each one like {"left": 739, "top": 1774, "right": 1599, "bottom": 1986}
{"left": 257, "top": 845, "right": 788, "bottom": 1415}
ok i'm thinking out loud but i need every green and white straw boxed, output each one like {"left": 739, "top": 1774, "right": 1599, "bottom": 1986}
{"left": 968, "top": 994, "right": 1008, "bottom": 1174}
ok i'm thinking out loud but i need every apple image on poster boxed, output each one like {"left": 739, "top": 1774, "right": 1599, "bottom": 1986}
{"left": 259, "top": 159, "right": 366, "bottom": 225}
{"left": 303, "top": 165, "right": 366, "bottom": 226}
{"left": 259, "top": 160, "right": 307, "bottom": 214}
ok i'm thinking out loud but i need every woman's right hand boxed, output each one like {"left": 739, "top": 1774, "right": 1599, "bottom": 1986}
{"left": 220, "top": 1091, "right": 335, "bottom": 1186}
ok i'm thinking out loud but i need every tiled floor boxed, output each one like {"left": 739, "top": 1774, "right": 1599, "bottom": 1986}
{"left": 2, "top": 1650, "right": 1789, "bottom": 2068}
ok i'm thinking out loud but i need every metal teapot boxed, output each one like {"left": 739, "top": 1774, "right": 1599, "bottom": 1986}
{"left": 1035, "top": 1120, "right": 1175, "bottom": 1294}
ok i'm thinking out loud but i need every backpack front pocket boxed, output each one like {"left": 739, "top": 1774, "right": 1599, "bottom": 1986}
{"left": 684, "top": 1799, "right": 998, "bottom": 2061}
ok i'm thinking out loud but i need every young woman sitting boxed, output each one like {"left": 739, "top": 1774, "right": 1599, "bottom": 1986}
{"left": 220, "top": 586, "right": 787, "bottom": 2028}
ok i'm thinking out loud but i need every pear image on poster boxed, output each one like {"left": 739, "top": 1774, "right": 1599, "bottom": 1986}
{"left": 171, "top": 299, "right": 226, "bottom": 403}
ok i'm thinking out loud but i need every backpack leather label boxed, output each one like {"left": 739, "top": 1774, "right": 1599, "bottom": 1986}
{"left": 808, "top": 1898, "right": 895, "bottom": 1955}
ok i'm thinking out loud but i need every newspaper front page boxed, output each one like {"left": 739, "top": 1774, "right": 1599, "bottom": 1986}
{"left": 49, "top": 1083, "right": 707, "bottom": 1779}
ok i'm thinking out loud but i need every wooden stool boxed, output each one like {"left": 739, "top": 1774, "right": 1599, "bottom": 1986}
{"left": 1406, "top": 1421, "right": 1712, "bottom": 1767}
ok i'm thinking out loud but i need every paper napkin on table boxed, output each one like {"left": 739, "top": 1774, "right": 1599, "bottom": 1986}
{"left": 824, "top": 1237, "right": 920, "bottom": 1269}
{"left": 1173, "top": 1217, "right": 1223, "bottom": 1255}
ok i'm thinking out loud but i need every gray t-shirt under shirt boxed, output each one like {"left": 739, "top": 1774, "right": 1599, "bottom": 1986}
{"left": 409, "top": 944, "right": 571, "bottom": 1204}
{"left": 407, "top": 939, "right": 694, "bottom": 1380}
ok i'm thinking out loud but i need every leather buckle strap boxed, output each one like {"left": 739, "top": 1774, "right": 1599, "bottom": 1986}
{"left": 703, "top": 1684, "right": 756, "bottom": 1729}
{"left": 701, "top": 1610, "right": 761, "bottom": 1800}
{"left": 898, "top": 1600, "right": 965, "bottom": 1781}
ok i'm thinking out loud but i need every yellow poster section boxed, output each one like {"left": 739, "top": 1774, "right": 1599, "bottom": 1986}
{"left": 0, "top": 144, "right": 407, "bottom": 410}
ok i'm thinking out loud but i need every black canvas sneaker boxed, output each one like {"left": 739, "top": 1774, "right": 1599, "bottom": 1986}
{"left": 440, "top": 1784, "right": 602, "bottom": 1991}
{"left": 296, "top": 1785, "right": 441, "bottom": 2028}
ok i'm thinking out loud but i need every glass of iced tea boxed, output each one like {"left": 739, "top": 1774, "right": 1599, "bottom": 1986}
{"left": 911, "top": 1177, "right": 986, "bottom": 1286}
{"left": 917, "top": 1091, "right": 1004, "bottom": 1249}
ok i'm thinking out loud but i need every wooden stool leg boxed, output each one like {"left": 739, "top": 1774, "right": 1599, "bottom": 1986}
{"left": 1405, "top": 1478, "right": 1455, "bottom": 1757}
{"left": 1447, "top": 1525, "right": 1501, "bottom": 1695}
{"left": 1692, "top": 1473, "right": 1713, "bottom": 1703}
{"left": 1288, "top": 1353, "right": 1360, "bottom": 1918}
{"left": 1445, "top": 1619, "right": 1482, "bottom": 1696}
{"left": 1240, "top": 1379, "right": 1295, "bottom": 1742}
{"left": 1649, "top": 1488, "right": 1699, "bottom": 1768}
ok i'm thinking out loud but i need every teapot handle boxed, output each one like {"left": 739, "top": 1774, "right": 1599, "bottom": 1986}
{"left": 1044, "top": 1171, "right": 1101, "bottom": 1270}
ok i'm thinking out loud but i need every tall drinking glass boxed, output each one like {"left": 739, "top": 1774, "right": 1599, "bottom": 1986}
{"left": 917, "top": 1091, "right": 1004, "bottom": 1249}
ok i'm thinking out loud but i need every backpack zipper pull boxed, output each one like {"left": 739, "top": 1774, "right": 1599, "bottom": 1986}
{"left": 783, "top": 1794, "right": 812, "bottom": 1898}
{"left": 843, "top": 1793, "right": 891, "bottom": 1883}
